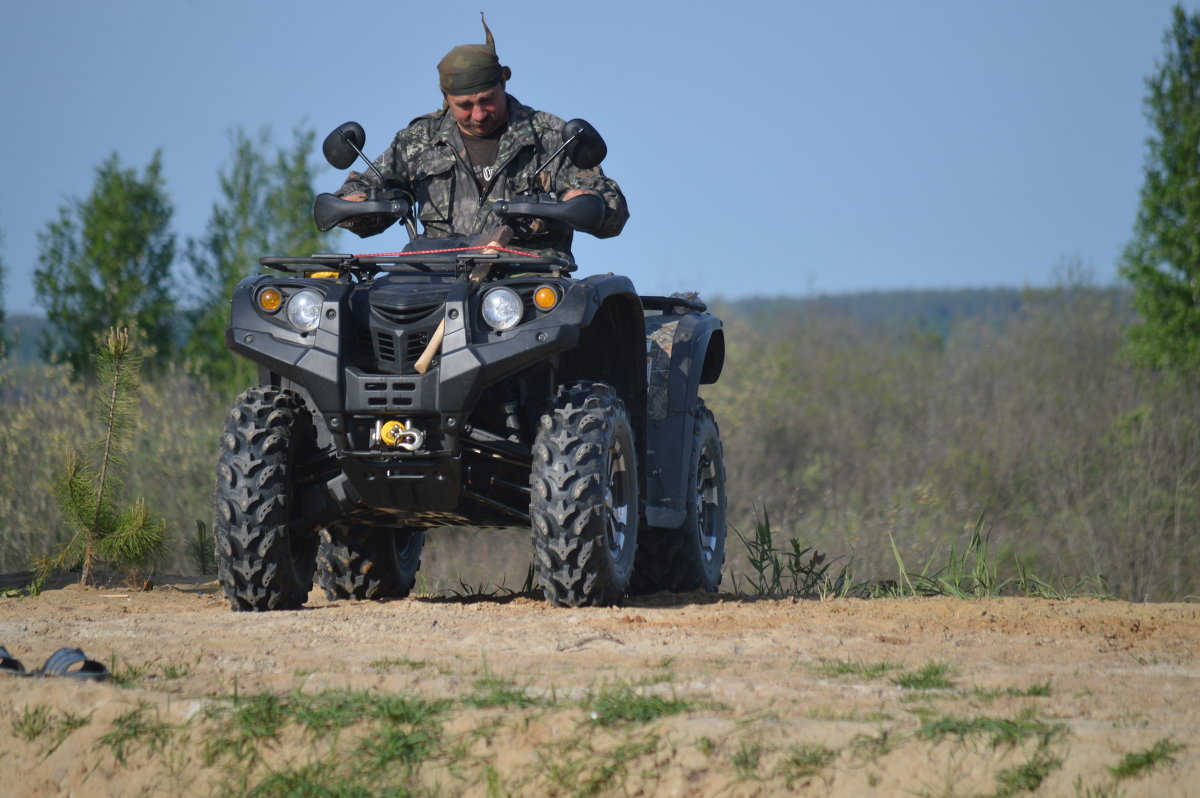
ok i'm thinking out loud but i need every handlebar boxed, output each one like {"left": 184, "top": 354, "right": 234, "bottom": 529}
{"left": 493, "top": 193, "right": 605, "bottom": 234}
{"left": 313, "top": 192, "right": 412, "bottom": 233}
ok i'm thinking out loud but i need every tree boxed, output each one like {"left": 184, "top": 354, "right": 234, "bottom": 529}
{"left": 33, "top": 328, "right": 166, "bottom": 589}
{"left": 34, "top": 152, "right": 176, "bottom": 374}
{"left": 0, "top": 227, "right": 9, "bottom": 358}
{"left": 1121, "top": 5, "right": 1200, "bottom": 377}
{"left": 186, "top": 127, "right": 328, "bottom": 393}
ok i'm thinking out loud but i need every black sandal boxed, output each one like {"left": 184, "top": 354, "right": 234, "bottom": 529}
{"left": 1, "top": 645, "right": 29, "bottom": 676}
{"left": 38, "top": 647, "right": 109, "bottom": 681}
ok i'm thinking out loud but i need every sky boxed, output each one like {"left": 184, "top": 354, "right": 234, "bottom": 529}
{"left": 1, "top": 0, "right": 1194, "bottom": 315}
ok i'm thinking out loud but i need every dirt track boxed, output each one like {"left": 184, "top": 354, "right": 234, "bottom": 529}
{"left": 1, "top": 580, "right": 1198, "bottom": 796}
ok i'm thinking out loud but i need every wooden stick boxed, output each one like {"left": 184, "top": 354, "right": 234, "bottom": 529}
{"left": 413, "top": 226, "right": 514, "bottom": 374}
{"left": 414, "top": 318, "right": 444, "bottom": 374}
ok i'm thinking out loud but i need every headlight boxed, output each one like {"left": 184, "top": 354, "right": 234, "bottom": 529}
{"left": 286, "top": 289, "right": 323, "bottom": 332}
{"left": 481, "top": 287, "right": 523, "bottom": 331}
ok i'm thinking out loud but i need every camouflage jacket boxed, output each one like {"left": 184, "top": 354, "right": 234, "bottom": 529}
{"left": 336, "top": 95, "right": 628, "bottom": 258}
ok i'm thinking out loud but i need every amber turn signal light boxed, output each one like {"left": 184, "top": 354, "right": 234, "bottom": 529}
{"left": 533, "top": 285, "right": 559, "bottom": 311}
{"left": 257, "top": 288, "right": 283, "bottom": 312}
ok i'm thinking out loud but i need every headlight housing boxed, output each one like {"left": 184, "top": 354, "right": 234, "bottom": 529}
{"left": 481, "top": 287, "right": 524, "bottom": 331}
{"left": 286, "top": 289, "right": 323, "bottom": 332}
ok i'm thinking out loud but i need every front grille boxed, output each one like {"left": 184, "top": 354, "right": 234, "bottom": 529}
{"left": 406, "top": 331, "right": 431, "bottom": 363}
{"left": 352, "top": 302, "right": 444, "bottom": 375}
{"left": 377, "top": 331, "right": 397, "bottom": 363}
{"left": 371, "top": 302, "right": 441, "bottom": 326}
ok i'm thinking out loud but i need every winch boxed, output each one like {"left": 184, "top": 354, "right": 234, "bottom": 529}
{"left": 372, "top": 419, "right": 425, "bottom": 451}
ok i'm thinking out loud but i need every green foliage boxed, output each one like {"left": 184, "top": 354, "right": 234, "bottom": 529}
{"left": 33, "top": 152, "right": 176, "bottom": 375}
{"left": 464, "top": 674, "right": 548, "bottom": 709}
{"left": 0, "top": 227, "right": 9, "bottom": 358}
{"left": 730, "top": 510, "right": 855, "bottom": 598}
{"left": 1121, "top": 5, "right": 1200, "bottom": 376}
{"left": 32, "top": 328, "right": 166, "bottom": 587}
{"left": 189, "top": 519, "right": 215, "bottom": 575}
{"left": 916, "top": 708, "right": 1065, "bottom": 748}
{"left": 11, "top": 705, "right": 53, "bottom": 742}
{"left": 185, "top": 127, "right": 329, "bottom": 395}
{"left": 892, "top": 661, "right": 955, "bottom": 690}
{"left": 585, "top": 683, "right": 693, "bottom": 726}
{"left": 994, "top": 749, "right": 1063, "bottom": 797}
{"left": 775, "top": 744, "right": 837, "bottom": 787}
{"left": 710, "top": 282, "right": 1200, "bottom": 602}
{"left": 813, "top": 658, "right": 903, "bottom": 680}
{"left": 97, "top": 701, "right": 174, "bottom": 765}
{"left": 1108, "top": 738, "right": 1183, "bottom": 780}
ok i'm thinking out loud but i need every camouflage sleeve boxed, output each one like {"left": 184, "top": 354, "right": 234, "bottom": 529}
{"left": 333, "top": 132, "right": 412, "bottom": 238}
{"left": 335, "top": 132, "right": 408, "bottom": 197}
{"left": 567, "top": 165, "right": 629, "bottom": 239}
{"left": 530, "top": 107, "right": 629, "bottom": 239}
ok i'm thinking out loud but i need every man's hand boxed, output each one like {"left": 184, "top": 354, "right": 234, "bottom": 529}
{"left": 561, "top": 188, "right": 597, "bottom": 202}
{"left": 342, "top": 192, "right": 367, "bottom": 202}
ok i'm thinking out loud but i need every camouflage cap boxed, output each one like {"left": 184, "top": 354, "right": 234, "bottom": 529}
{"left": 438, "top": 13, "right": 512, "bottom": 96}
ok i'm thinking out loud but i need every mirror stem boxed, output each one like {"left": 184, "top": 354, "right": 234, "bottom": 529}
{"left": 528, "top": 132, "right": 579, "bottom": 190}
{"left": 341, "top": 132, "right": 388, "bottom": 184}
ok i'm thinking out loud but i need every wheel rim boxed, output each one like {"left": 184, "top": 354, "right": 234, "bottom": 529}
{"left": 604, "top": 435, "right": 633, "bottom": 562}
{"left": 695, "top": 443, "right": 720, "bottom": 563}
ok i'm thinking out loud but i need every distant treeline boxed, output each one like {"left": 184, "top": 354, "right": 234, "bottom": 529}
{"left": 714, "top": 285, "right": 1132, "bottom": 338}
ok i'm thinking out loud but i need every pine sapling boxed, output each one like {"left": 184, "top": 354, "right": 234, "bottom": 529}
{"left": 33, "top": 328, "right": 166, "bottom": 590}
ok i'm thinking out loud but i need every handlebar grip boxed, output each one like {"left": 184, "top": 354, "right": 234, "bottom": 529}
{"left": 313, "top": 192, "right": 411, "bottom": 232}
{"left": 495, "top": 194, "right": 605, "bottom": 233}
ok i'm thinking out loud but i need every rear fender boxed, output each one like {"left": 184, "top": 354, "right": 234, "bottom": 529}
{"left": 643, "top": 312, "right": 725, "bottom": 529}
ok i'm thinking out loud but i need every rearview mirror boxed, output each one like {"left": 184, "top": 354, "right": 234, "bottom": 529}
{"left": 562, "top": 119, "right": 607, "bottom": 170}
{"left": 322, "top": 122, "right": 367, "bottom": 169}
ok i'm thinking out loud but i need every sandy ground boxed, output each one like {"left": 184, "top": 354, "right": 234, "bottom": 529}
{"left": 1, "top": 578, "right": 1197, "bottom": 797}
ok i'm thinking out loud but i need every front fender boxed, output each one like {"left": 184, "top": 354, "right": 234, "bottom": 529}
{"left": 225, "top": 275, "right": 351, "bottom": 412}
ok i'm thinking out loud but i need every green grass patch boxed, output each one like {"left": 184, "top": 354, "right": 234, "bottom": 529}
{"left": 731, "top": 741, "right": 762, "bottom": 779}
{"left": 11, "top": 705, "right": 53, "bottom": 742}
{"left": 917, "top": 708, "right": 1065, "bottom": 748}
{"left": 971, "top": 682, "right": 1052, "bottom": 701}
{"left": 893, "top": 661, "right": 955, "bottom": 690}
{"left": 369, "top": 656, "right": 430, "bottom": 671}
{"left": 775, "top": 743, "right": 837, "bottom": 786}
{"left": 97, "top": 701, "right": 174, "bottom": 766}
{"left": 463, "top": 675, "right": 548, "bottom": 709}
{"left": 107, "top": 656, "right": 152, "bottom": 688}
{"left": 1108, "top": 738, "right": 1183, "bottom": 780}
{"left": 814, "top": 657, "right": 903, "bottom": 680}
{"left": 994, "top": 748, "right": 1063, "bottom": 796}
{"left": 536, "top": 733, "right": 659, "bottom": 797}
{"left": 849, "top": 729, "right": 897, "bottom": 762}
{"left": 585, "top": 683, "right": 694, "bottom": 726}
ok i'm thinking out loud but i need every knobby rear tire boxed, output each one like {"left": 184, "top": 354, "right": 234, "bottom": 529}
{"left": 630, "top": 401, "right": 727, "bottom": 594}
{"left": 317, "top": 523, "right": 425, "bottom": 600}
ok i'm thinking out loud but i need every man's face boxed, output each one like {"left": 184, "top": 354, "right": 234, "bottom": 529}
{"left": 446, "top": 84, "right": 508, "bottom": 137}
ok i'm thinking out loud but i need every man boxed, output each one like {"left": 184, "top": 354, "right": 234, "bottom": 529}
{"left": 337, "top": 16, "right": 628, "bottom": 259}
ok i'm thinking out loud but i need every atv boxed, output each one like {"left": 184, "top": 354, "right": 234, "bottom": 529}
{"left": 214, "top": 118, "right": 727, "bottom": 611}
